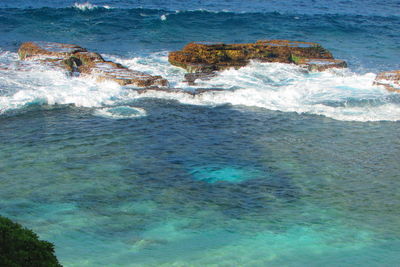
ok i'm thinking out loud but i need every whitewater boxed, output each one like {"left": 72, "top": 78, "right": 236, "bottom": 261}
{"left": 1, "top": 50, "right": 399, "bottom": 121}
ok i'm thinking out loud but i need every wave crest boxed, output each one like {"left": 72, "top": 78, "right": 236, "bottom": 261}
{"left": 73, "top": 2, "right": 112, "bottom": 11}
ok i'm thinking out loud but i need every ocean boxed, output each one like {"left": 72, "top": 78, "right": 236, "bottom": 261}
{"left": 1, "top": 0, "right": 400, "bottom": 266}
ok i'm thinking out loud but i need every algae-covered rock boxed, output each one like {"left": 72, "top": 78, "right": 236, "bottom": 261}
{"left": 18, "top": 41, "right": 169, "bottom": 87}
{"left": 0, "top": 215, "right": 62, "bottom": 267}
{"left": 374, "top": 70, "right": 400, "bottom": 92}
{"left": 169, "top": 40, "right": 343, "bottom": 73}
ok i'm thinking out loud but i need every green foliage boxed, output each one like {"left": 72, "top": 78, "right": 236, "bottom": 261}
{"left": 312, "top": 44, "right": 324, "bottom": 51}
{"left": 18, "top": 51, "right": 26, "bottom": 60}
{"left": 311, "top": 44, "right": 330, "bottom": 55}
{"left": 0, "top": 215, "right": 62, "bottom": 267}
{"left": 289, "top": 54, "right": 303, "bottom": 64}
{"left": 62, "top": 56, "right": 82, "bottom": 73}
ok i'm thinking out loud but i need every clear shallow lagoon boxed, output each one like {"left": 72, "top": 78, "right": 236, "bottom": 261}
{"left": 1, "top": 0, "right": 400, "bottom": 266}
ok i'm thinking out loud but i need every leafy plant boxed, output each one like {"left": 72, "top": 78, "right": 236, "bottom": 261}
{"left": 290, "top": 54, "right": 303, "bottom": 64}
{"left": 0, "top": 215, "right": 62, "bottom": 267}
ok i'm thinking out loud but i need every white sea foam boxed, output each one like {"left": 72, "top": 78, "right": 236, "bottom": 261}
{"left": 0, "top": 53, "right": 122, "bottom": 113}
{"left": 1, "top": 51, "right": 399, "bottom": 122}
{"left": 73, "top": 2, "right": 97, "bottom": 10}
{"left": 94, "top": 106, "right": 147, "bottom": 119}
{"left": 160, "top": 14, "right": 167, "bottom": 21}
{"left": 73, "top": 2, "right": 112, "bottom": 11}
{"left": 115, "top": 54, "right": 400, "bottom": 121}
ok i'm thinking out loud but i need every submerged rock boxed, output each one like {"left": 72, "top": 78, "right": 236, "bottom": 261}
{"left": 374, "top": 70, "right": 400, "bottom": 93}
{"left": 18, "top": 42, "right": 169, "bottom": 87}
{"left": 169, "top": 40, "right": 347, "bottom": 84}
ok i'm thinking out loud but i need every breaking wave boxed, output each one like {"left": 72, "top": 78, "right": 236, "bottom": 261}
{"left": 1, "top": 50, "right": 399, "bottom": 122}
{"left": 73, "top": 2, "right": 112, "bottom": 11}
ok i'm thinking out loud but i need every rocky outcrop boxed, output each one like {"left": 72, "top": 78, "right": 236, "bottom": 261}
{"left": 169, "top": 40, "right": 347, "bottom": 84}
{"left": 18, "top": 42, "right": 169, "bottom": 87}
{"left": 374, "top": 70, "right": 400, "bottom": 93}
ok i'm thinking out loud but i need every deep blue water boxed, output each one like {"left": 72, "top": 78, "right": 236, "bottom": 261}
{"left": 1, "top": 0, "right": 400, "bottom": 266}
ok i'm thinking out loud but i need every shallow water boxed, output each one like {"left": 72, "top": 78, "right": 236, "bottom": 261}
{"left": 1, "top": 102, "right": 400, "bottom": 266}
{"left": 1, "top": 0, "right": 400, "bottom": 266}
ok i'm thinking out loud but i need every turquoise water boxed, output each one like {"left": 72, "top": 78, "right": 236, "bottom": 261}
{"left": 1, "top": 102, "right": 399, "bottom": 266}
{"left": 1, "top": 1, "right": 400, "bottom": 266}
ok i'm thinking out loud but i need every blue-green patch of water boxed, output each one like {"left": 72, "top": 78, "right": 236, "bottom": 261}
{"left": 1, "top": 99, "right": 400, "bottom": 266}
{"left": 190, "top": 165, "right": 263, "bottom": 183}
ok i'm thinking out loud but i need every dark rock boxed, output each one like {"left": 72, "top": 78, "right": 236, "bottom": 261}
{"left": 374, "top": 70, "right": 400, "bottom": 92}
{"left": 18, "top": 42, "right": 169, "bottom": 87}
{"left": 183, "top": 72, "right": 218, "bottom": 85}
{"left": 135, "top": 86, "right": 229, "bottom": 96}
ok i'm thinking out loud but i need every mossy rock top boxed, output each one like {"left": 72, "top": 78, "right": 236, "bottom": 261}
{"left": 168, "top": 39, "right": 337, "bottom": 72}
